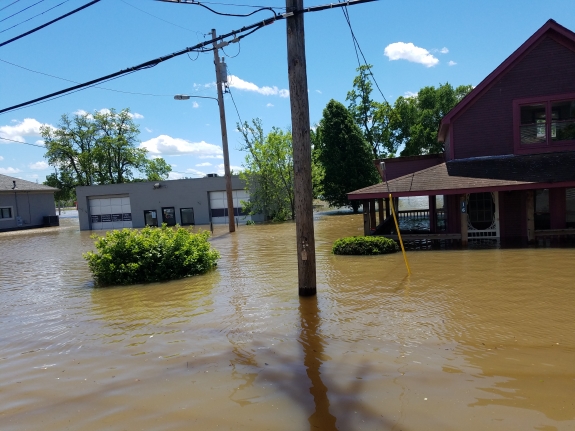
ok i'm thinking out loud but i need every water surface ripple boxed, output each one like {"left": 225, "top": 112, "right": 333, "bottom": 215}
{"left": 1, "top": 216, "right": 574, "bottom": 430}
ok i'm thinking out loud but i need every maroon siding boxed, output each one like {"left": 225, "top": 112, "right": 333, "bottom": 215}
{"left": 452, "top": 35, "right": 575, "bottom": 160}
{"left": 445, "top": 194, "right": 461, "bottom": 234}
{"left": 499, "top": 190, "right": 527, "bottom": 243}
{"left": 376, "top": 154, "right": 444, "bottom": 181}
{"left": 549, "top": 187, "right": 567, "bottom": 229}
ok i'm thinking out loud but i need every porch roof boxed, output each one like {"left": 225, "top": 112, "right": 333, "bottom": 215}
{"left": 348, "top": 163, "right": 536, "bottom": 199}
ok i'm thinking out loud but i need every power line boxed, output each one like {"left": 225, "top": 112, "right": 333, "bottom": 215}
{"left": 0, "top": 135, "right": 45, "bottom": 148}
{"left": 119, "top": 0, "right": 198, "bottom": 33}
{"left": 155, "top": 0, "right": 279, "bottom": 18}
{"left": 0, "top": 0, "right": 47, "bottom": 24}
{"left": 0, "top": 0, "right": 376, "bottom": 115}
{"left": 0, "top": 1, "right": 22, "bottom": 13}
{"left": 0, "top": 0, "right": 101, "bottom": 48}
{"left": 0, "top": 0, "right": 70, "bottom": 35}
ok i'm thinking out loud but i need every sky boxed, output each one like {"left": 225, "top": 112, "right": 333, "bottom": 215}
{"left": 1, "top": 0, "right": 575, "bottom": 183}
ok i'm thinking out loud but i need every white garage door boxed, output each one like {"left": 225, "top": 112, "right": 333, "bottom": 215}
{"left": 209, "top": 189, "right": 251, "bottom": 224}
{"left": 89, "top": 196, "right": 132, "bottom": 230}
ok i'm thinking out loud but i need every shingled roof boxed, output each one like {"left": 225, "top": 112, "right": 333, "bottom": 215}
{"left": 0, "top": 174, "right": 58, "bottom": 192}
{"left": 348, "top": 163, "right": 535, "bottom": 199}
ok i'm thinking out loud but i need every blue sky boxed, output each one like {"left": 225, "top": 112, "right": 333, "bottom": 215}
{"left": 1, "top": 0, "right": 575, "bottom": 182}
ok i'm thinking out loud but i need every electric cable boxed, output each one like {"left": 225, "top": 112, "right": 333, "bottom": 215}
{"left": 0, "top": 0, "right": 376, "bottom": 115}
{"left": 0, "top": 1, "right": 22, "bottom": 13}
{"left": 0, "top": 0, "right": 101, "bottom": 48}
{"left": 0, "top": 0, "right": 70, "bottom": 35}
{"left": 0, "top": 135, "right": 45, "bottom": 148}
{"left": 226, "top": 85, "right": 244, "bottom": 130}
{"left": 340, "top": 1, "right": 387, "bottom": 103}
{"left": 0, "top": 0, "right": 47, "bottom": 24}
{"left": 155, "top": 0, "right": 278, "bottom": 19}
{"left": 221, "top": 37, "right": 240, "bottom": 58}
{"left": 119, "top": 0, "right": 197, "bottom": 32}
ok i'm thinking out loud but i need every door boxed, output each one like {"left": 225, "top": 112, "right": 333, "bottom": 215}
{"left": 162, "top": 207, "right": 176, "bottom": 226}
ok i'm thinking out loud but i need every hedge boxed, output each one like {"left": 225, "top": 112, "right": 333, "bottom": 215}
{"left": 84, "top": 224, "right": 220, "bottom": 286}
{"left": 332, "top": 236, "right": 399, "bottom": 255}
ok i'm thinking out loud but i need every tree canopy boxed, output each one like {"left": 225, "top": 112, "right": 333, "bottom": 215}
{"left": 316, "top": 100, "right": 379, "bottom": 213}
{"left": 41, "top": 108, "right": 171, "bottom": 191}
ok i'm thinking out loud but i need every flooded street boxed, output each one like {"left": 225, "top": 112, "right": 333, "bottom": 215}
{"left": 1, "top": 215, "right": 574, "bottom": 431}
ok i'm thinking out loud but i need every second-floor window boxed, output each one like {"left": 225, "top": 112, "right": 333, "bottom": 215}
{"left": 518, "top": 96, "right": 575, "bottom": 148}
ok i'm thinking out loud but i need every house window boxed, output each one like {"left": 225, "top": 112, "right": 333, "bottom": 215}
{"left": 467, "top": 192, "right": 495, "bottom": 230}
{"left": 180, "top": 208, "right": 195, "bottom": 226}
{"left": 0, "top": 207, "right": 13, "bottom": 219}
{"left": 162, "top": 207, "right": 176, "bottom": 226}
{"left": 144, "top": 210, "right": 158, "bottom": 227}
{"left": 516, "top": 95, "right": 575, "bottom": 151}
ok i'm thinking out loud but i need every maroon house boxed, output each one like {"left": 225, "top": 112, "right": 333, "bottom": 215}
{"left": 348, "top": 19, "right": 575, "bottom": 246}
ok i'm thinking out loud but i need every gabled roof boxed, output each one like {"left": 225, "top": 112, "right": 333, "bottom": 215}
{"left": 0, "top": 174, "right": 58, "bottom": 192}
{"left": 347, "top": 163, "right": 534, "bottom": 199}
{"left": 438, "top": 19, "right": 575, "bottom": 142}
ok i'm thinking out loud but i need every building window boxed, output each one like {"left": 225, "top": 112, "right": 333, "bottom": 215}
{"left": 0, "top": 207, "right": 13, "bottom": 219}
{"left": 180, "top": 208, "right": 195, "bottom": 226}
{"left": 467, "top": 192, "right": 495, "bottom": 230}
{"left": 162, "top": 207, "right": 176, "bottom": 226}
{"left": 144, "top": 210, "right": 158, "bottom": 227}
{"left": 516, "top": 95, "right": 575, "bottom": 151}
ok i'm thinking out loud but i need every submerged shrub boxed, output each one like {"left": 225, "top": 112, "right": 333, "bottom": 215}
{"left": 332, "top": 236, "right": 398, "bottom": 255}
{"left": 84, "top": 224, "right": 220, "bottom": 286}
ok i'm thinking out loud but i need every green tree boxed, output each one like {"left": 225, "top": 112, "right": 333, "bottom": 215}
{"left": 391, "top": 83, "right": 473, "bottom": 156}
{"left": 310, "top": 127, "right": 324, "bottom": 200}
{"left": 346, "top": 64, "right": 397, "bottom": 158}
{"left": 238, "top": 119, "right": 295, "bottom": 221}
{"left": 40, "top": 108, "right": 171, "bottom": 186}
{"left": 317, "top": 100, "right": 379, "bottom": 213}
{"left": 44, "top": 169, "right": 76, "bottom": 204}
{"left": 144, "top": 158, "right": 172, "bottom": 181}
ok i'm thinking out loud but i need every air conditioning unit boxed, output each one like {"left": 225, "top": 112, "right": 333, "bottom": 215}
{"left": 206, "top": 173, "right": 218, "bottom": 178}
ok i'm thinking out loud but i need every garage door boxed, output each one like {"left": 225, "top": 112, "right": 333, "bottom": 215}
{"left": 209, "top": 190, "right": 251, "bottom": 224}
{"left": 89, "top": 196, "right": 132, "bottom": 230}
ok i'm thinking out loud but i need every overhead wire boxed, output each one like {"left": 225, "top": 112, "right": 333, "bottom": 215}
{"left": 0, "top": 135, "right": 45, "bottom": 148}
{"left": 0, "top": 1, "right": 22, "bottom": 13}
{"left": 0, "top": 0, "right": 376, "bottom": 115}
{"left": 155, "top": 0, "right": 279, "bottom": 19}
{"left": 0, "top": 0, "right": 101, "bottom": 48}
{"left": 0, "top": 0, "right": 70, "bottom": 34}
{"left": 119, "top": 0, "right": 198, "bottom": 33}
{"left": 340, "top": 1, "right": 388, "bottom": 103}
{"left": 0, "top": 0, "right": 47, "bottom": 24}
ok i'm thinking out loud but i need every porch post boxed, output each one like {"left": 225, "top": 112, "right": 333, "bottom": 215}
{"left": 377, "top": 198, "right": 384, "bottom": 224}
{"left": 385, "top": 197, "right": 390, "bottom": 219}
{"left": 369, "top": 199, "right": 377, "bottom": 232}
{"left": 460, "top": 194, "right": 468, "bottom": 247}
{"left": 363, "top": 200, "right": 370, "bottom": 236}
{"left": 549, "top": 187, "right": 567, "bottom": 229}
{"left": 526, "top": 190, "right": 535, "bottom": 243}
{"left": 428, "top": 195, "right": 437, "bottom": 234}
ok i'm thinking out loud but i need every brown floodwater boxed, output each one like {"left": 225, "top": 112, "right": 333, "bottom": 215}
{"left": 1, "top": 214, "right": 574, "bottom": 431}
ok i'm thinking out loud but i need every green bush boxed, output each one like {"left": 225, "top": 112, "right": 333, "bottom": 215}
{"left": 84, "top": 224, "right": 220, "bottom": 286}
{"left": 332, "top": 236, "right": 399, "bottom": 255}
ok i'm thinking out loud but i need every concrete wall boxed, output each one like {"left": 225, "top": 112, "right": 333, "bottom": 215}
{"left": 76, "top": 176, "right": 259, "bottom": 231}
{"left": 0, "top": 191, "right": 56, "bottom": 231}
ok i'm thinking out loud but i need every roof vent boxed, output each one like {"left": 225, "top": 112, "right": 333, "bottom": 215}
{"left": 12, "top": 180, "right": 16, "bottom": 190}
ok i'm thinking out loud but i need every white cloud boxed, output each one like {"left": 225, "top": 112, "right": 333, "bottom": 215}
{"left": 266, "top": 103, "right": 274, "bottom": 108}
{"left": 0, "top": 167, "right": 21, "bottom": 174}
{"left": 384, "top": 42, "right": 439, "bottom": 67}
{"left": 140, "top": 135, "right": 223, "bottom": 158}
{"left": 404, "top": 91, "right": 418, "bottom": 98}
{"left": 98, "top": 108, "right": 111, "bottom": 115}
{"left": 315, "top": 90, "right": 322, "bottom": 94}
{"left": 0, "top": 118, "right": 54, "bottom": 142}
{"left": 217, "top": 164, "right": 243, "bottom": 176}
{"left": 73, "top": 109, "right": 91, "bottom": 117}
{"left": 448, "top": 60, "right": 457, "bottom": 66}
{"left": 130, "top": 112, "right": 144, "bottom": 119}
{"left": 145, "top": 127, "right": 153, "bottom": 133}
{"left": 196, "top": 162, "right": 212, "bottom": 167}
{"left": 192, "top": 102, "right": 200, "bottom": 108}
{"left": 29, "top": 161, "right": 49, "bottom": 170}
{"left": 35, "top": 140, "right": 45, "bottom": 146}
{"left": 0, "top": 156, "right": 3, "bottom": 161}
{"left": 440, "top": 47, "right": 449, "bottom": 54}
{"left": 185, "top": 168, "right": 207, "bottom": 177}
{"left": 227, "top": 75, "right": 289, "bottom": 98}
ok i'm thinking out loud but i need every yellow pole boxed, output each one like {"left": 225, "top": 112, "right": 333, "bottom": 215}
{"left": 389, "top": 193, "right": 411, "bottom": 275}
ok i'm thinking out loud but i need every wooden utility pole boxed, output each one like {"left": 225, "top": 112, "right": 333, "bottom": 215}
{"left": 212, "top": 29, "right": 236, "bottom": 233}
{"left": 286, "top": 0, "right": 316, "bottom": 296}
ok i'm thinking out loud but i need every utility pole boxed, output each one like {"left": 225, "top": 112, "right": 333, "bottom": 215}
{"left": 286, "top": 0, "right": 316, "bottom": 296}
{"left": 212, "top": 28, "right": 236, "bottom": 233}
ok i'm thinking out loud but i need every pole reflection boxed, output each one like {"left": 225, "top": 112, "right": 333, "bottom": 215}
{"left": 298, "top": 296, "right": 338, "bottom": 431}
